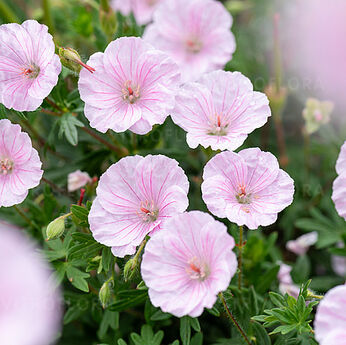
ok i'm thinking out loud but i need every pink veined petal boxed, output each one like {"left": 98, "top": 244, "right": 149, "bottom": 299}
{"left": 129, "top": 118, "right": 153, "bottom": 135}
{"left": 0, "top": 174, "right": 28, "bottom": 207}
{"left": 111, "top": 243, "right": 137, "bottom": 258}
{"left": 332, "top": 175, "right": 346, "bottom": 220}
{"left": 110, "top": 0, "right": 132, "bottom": 16}
{"left": 336, "top": 141, "right": 346, "bottom": 175}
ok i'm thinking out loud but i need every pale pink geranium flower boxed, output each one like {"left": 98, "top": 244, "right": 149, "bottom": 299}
{"left": 67, "top": 170, "right": 92, "bottom": 192}
{"left": 277, "top": 263, "right": 299, "bottom": 299}
{"left": 0, "top": 20, "right": 61, "bottom": 111}
{"left": 319, "top": 329, "right": 346, "bottom": 345}
{"left": 78, "top": 37, "right": 180, "bottom": 135}
{"left": 332, "top": 141, "right": 346, "bottom": 220}
{"left": 141, "top": 211, "right": 237, "bottom": 317}
{"left": 88, "top": 155, "right": 189, "bottom": 257}
{"left": 111, "top": 0, "right": 164, "bottom": 26}
{"left": 0, "top": 119, "right": 43, "bottom": 207}
{"left": 314, "top": 284, "right": 346, "bottom": 344}
{"left": 143, "top": 0, "right": 236, "bottom": 82}
{"left": 0, "top": 222, "right": 61, "bottom": 345}
{"left": 171, "top": 70, "right": 271, "bottom": 151}
{"left": 286, "top": 231, "right": 318, "bottom": 256}
{"left": 201, "top": 148, "right": 294, "bottom": 229}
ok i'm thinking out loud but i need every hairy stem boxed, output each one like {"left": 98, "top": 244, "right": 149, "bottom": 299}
{"left": 219, "top": 292, "right": 252, "bottom": 345}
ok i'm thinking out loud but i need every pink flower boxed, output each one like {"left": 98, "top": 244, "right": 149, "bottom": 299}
{"left": 67, "top": 170, "right": 92, "bottom": 192}
{"left": 78, "top": 37, "right": 180, "bottom": 135}
{"left": 88, "top": 155, "right": 189, "bottom": 257}
{"left": 286, "top": 231, "right": 318, "bottom": 256}
{"left": 171, "top": 70, "right": 271, "bottom": 151}
{"left": 111, "top": 0, "right": 164, "bottom": 25}
{"left": 143, "top": 0, "right": 236, "bottom": 82}
{"left": 332, "top": 141, "right": 346, "bottom": 220}
{"left": 314, "top": 284, "right": 346, "bottom": 344}
{"left": 277, "top": 263, "right": 300, "bottom": 299}
{"left": 0, "top": 222, "right": 61, "bottom": 345}
{"left": 0, "top": 20, "right": 61, "bottom": 111}
{"left": 201, "top": 148, "right": 294, "bottom": 229}
{"left": 141, "top": 211, "right": 237, "bottom": 317}
{"left": 0, "top": 119, "right": 43, "bottom": 207}
{"left": 320, "top": 329, "right": 346, "bottom": 345}
{"left": 332, "top": 255, "right": 346, "bottom": 277}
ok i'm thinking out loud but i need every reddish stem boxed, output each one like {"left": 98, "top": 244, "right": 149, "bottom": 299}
{"left": 78, "top": 188, "right": 86, "bottom": 206}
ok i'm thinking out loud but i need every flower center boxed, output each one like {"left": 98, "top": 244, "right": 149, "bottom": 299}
{"left": 236, "top": 185, "right": 252, "bottom": 204}
{"left": 139, "top": 200, "right": 159, "bottom": 222}
{"left": 0, "top": 158, "right": 14, "bottom": 175}
{"left": 185, "top": 37, "right": 203, "bottom": 54}
{"left": 208, "top": 115, "right": 228, "bottom": 136}
{"left": 20, "top": 63, "right": 40, "bottom": 79}
{"left": 186, "top": 257, "right": 209, "bottom": 281}
{"left": 122, "top": 80, "right": 140, "bottom": 104}
{"left": 314, "top": 110, "right": 323, "bottom": 122}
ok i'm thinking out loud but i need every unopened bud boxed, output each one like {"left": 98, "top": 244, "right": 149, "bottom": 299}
{"left": 58, "top": 47, "right": 95, "bottom": 74}
{"left": 46, "top": 215, "right": 66, "bottom": 240}
{"left": 123, "top": 258, "right": 137, "bottom": 282}
{"left": 99, "top": 279, "right": 112, "bottom": 308}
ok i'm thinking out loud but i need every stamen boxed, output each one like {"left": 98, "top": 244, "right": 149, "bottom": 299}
{"left": 122, "top": 80, "right": 140, "bottom": 104}
{"left": 0, "top": 158, "right": 14, "bottom": 175}
{"left": 186, "top": 257, "right": 209, "bottom": 281}
{"left": 138, "top": 201, "right": 158, "bottom": 222}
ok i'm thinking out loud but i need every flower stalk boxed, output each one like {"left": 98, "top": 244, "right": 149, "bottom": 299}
{"left": 238, "top": 225, "right": 244, "bottom": 290}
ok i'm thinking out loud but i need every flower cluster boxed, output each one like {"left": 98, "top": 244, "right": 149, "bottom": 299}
{"left": 0, "top": 119, "right": 43, "bottom": 207}
{"left": 0, "top": 221, "right": 61, "bottom": 345}
{"left": 332, "top": 141, "right": 346, "bottom": 220}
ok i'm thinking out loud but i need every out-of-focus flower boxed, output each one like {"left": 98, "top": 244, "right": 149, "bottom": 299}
{"left": 302, "top": 98, "right": 333, "bottom": 135}
{"left": 332, "top": 255, "right": 346, "bottom": 278}
{"left": 0, "top": 20, "right": 61, "bottom": 111}
{"left": 332, "top": 141, "right": 346, "bottom": 220}
{"left": 0, "top": 222, "right": 61, "bottom": 345}
{"left": 314, "top": 284, "right": 346, "bottom": 344}
{"left": 171, "top": 70, "right": 271, "bottom": 151}
{"left": 0, "top": 119, "right": 43, "bottom": 207}
{"left": 111, "top": 0, "right": 164, "bottom": 26}
{"left": 67, "top": 170, "right": 92, "bottom": 192}
{"left": 286, "top": 231, "right": 318, "bottom": 256}
{"left": 201, "top": 148, "right": 294, "bottom": 229}
{"left": 78, "top": 37, "right": 180, "bottom": 135}
{"left": 88, "top": 155, "right": 189, "bottom": 257}
{"left": 277, "top": 263, "right": 300, "bottom": 299}
{"left": 320, "top": 329, "right": 346, "bottom": 345}
{"left": 141, "top": 211, "right": 237, "bottom": 317}
{"left": 143, "top": 0, "right": 235, "bottom": 82}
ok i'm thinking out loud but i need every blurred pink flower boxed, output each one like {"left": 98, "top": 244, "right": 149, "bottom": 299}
{"left": 67, "top": 170, "right": 91, "bottom": 192}
{"left": 277, "top": 263, "right": 299, "bottom": 299}
{"left": 201, "top": 148, "right": 294, "bottom": 229}
{"left": 0, "top": 20, "right": 61, "bottom": 111}
{"left": 314, "top": 284, "right": 346, "bottom": 344}
{"left": 171, "top": 70, "right": 271, "bottom": 151}
{"left": 286, "top": 231, "right": 318, "bottom": 256}
{"left": 143, "top": 0, "right": 235, "bottom": 82}
{"left": 0, "top": 119, "right": 43, "bottom": 207}
{"left": 111, "top": 0, "right": 164, "bottom": 25}
{"left": 320, "top": 329, "right": 346, "bottom": 345}
{"left": 0, "top": 222, "right": 61, "bottom": 345}
{"left": 332, "top": 141, "right": 346, "bottom": 220}
{"left": 332, "top": 255, "right": 346, "bottom": 278}
{"left": 88, "top": 155, "right": 189, "bottom": 257}
{"left": 78, "top": 37, "right": 180, "bottom": 135}
{"left": 141, "top": 211, "right": 237, "bottom": 317}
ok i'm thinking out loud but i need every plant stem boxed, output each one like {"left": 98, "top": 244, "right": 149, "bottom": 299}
{"left": 0, "top": 0, "right": 20, "bottom": 23}
{"left": 131, "top": 238, "right": 148, "bottom": 269}
{"left": 238, "top": 225, "right": 244, "bottom": 290}
{"left": 42, "top": 0, "right": 55, "bottom": 34}
{"left": 42, "top": 177, "right": 69, "bottom": 196}
{"left": 219, "top": 292, "right": 252, "bottom": 345}
{"left": 13, "top": 205, "right": 34, "bottom": 227}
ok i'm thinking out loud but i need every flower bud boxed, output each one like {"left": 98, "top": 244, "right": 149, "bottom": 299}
{"left": 58, "top": 47, "right": 95, "bottom": 74}
{"left": 123, "top": 258, "right": 137, "bottom": 282}
{"left": 46, "top": 215, "right": 65, "bottom": 240}
{"left": 99, "top": 280, "right": 112, "bottom": 308}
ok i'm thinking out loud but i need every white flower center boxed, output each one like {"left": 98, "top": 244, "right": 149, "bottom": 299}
{"left": 139, "top": 200, "right": 159, "bottom": 222}
{"left": 185, "top": 37, "right": 203, "bottom": 54}
{"left": 20, "top": 63, "right": 40, "bottom": 79}
{"left": 122, "top": 80, "right": 140, "bottom": 104}
{"left": 208, "top": 114, "right": 228, "bottom": 136}
{"left": 0, "top": 158, "right": 14, "bottom": 175}
{"left": 186, "top": 256, "right": 209, "bottom": 281}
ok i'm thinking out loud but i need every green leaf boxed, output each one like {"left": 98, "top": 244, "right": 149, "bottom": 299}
{"left": 151, "top": 309, "right": 172, "bottom": 321}
{"left": 191, "top": 333, "right": 203, "bottom": 345}
{"left": 180, "top": 316, "right": 191, "bottom": 345}
{"left": 251, "top": 321, "right": 271, "bottom": 345}
{"left": 108, "top": 289, "right": 148, "bottom": 312}
{"left": 189, "top": 317, "right": 201, "bottom": 332}
{"left": 291, "top": 255, "right": 311, "bottom": 283}
{"left": 256, "top": 265, "right": 280, "bottom": 293}
{"left": 118, "top": 339, "right": 127, "bottom": 345}
{"left": 71, "top": 204, "right": 89, "bottom": 221}
{"left": 270, "top": 324, "right": 296, "bottom": 335}
{"left": 269, "top": 292, "right": 286, "bottom": 308}
{"left": 58, "top": 113, "right": 84, "bottom": 146}
{"left": 66, "top": 265, "right": 90, "bottom": 292}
